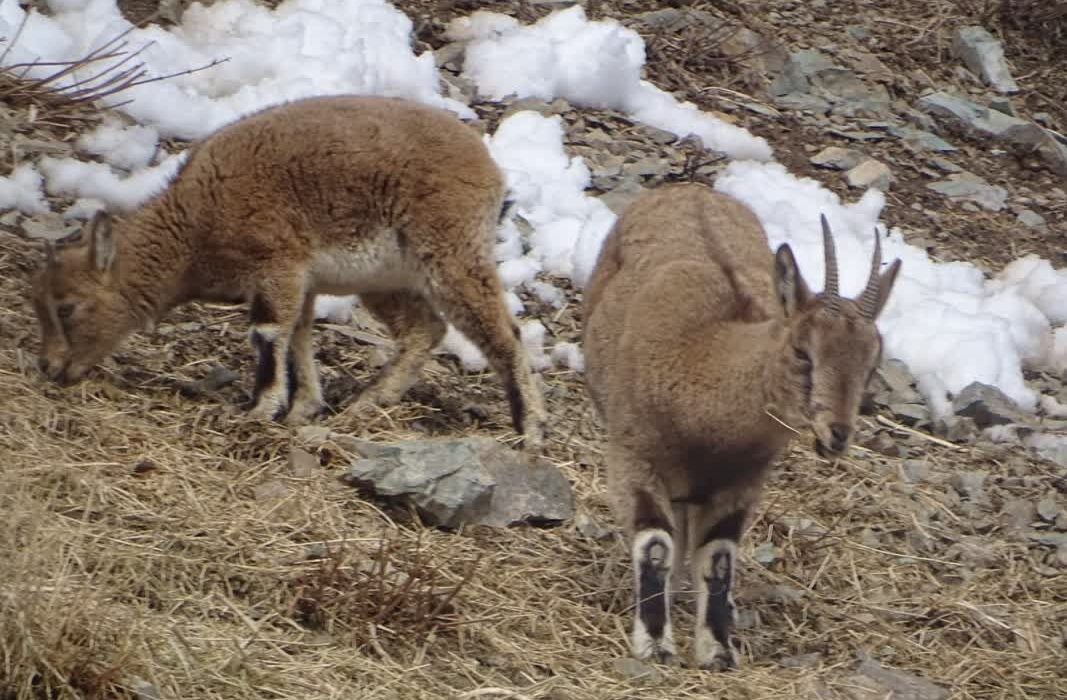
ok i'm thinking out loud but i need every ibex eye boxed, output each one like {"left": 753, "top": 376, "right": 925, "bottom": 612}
{"left": 793, "top": 347, "right": 812, "bottom": 366}
{"left": 57, "top": 304, "right": 74, "bottom": 320}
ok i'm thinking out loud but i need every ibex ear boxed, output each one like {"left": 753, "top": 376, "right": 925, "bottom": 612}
{"left": 86, "top": 210, "right": 116, "bottom": 273}
{"left": 774, "top": 243, "right": 811, "bottom": 318}
{"left": 869, "top": 258, "right": 902, "bottom": 320}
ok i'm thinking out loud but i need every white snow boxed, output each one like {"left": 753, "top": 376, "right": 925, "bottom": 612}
{"left": 7, "top": 0, "right": 1067, "bottom": 418}
{"left": 39, "top": 153, "right": 187, "bottom": 212}
{"left": 76, "top": 119, "right": 160, "bottom": 171}
{"left": 450, "top": 6, "right": 773, "bottom": 162}
{"left": 0, "top": 163, "right": 49, "bottom": 214}
{"left": 487, "top": 111, "right": 617, "bottom": 289}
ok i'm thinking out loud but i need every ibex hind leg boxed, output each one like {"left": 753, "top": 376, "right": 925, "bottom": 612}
{"left": 354, "top": 290, "right": 446, "bottom": 409}
{"left": 426, "top": 259, "right": 545, "bottom": 450}
{"left": 285, "top": 293, "right": 327, "bottom": 425}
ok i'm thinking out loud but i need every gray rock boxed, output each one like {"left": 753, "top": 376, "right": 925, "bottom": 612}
{"left": 770, "top": 50, "right": 890, "bottom": 117}
{"left": 847, "top": 159, "right": 893, "bottom": 190}
{"left": 916, "top": 92, "right": 1067, "bottom": 175}
{"left": 952, "top": 26, "right": 1019, "bottom": 94}
{"left": 916, "top": 91, "right": 1032, "bottom": 139}
{"left": 853, "top": 658, "right": 949, "bottom": 700}
{"left": 951, "top": 471, "right": 988, "bottom": 502}
{"left": 952, "top": 381, "right": 1029, "bottom": 427}
{"left": 1016, "top": 209, "right": 1048, "bottom": 231}
{"left": 889, "top": 125, "right": 958, "bottom": 152}
{"left": 810, "top": 146, "right": 866, "bottom": 170}
{"left": 345, "top": 437, "right": 574, "bottom": 528}
{"left": 927, "top": 172, "right": 1008, "bottom": 212}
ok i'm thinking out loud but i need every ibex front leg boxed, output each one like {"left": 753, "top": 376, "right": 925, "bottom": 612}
{"left": 691, "top": 507, "right": 746, "bottom": 671}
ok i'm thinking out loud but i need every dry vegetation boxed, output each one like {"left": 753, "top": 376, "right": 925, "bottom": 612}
{"left": 2, "top": 0, "right": 1066, "bottom": 698}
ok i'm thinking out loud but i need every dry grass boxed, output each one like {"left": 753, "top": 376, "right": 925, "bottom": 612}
{"left": 2, "top": 1, "right": 1066, "bottom": 696}
{"left": 2, "top": 221, "right": 1065, "bottom": 699}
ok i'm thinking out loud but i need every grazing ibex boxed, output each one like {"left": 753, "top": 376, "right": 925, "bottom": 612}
{"left": 582, "top": 183, "right": 900, "bottom": 669}
{"left": 31, "top": 95, "right": 546, "bottom": 448}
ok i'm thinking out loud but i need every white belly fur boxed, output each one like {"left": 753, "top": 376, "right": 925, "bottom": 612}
{"left": 309, "top": 230, "right": 422, "bottom": 296}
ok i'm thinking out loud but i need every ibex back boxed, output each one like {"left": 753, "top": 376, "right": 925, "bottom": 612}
{"left": 583, "top": 183, "right": 899, "bottom": 668}
{"left": 31, "top": 95, "right": 546, "bottom": 448}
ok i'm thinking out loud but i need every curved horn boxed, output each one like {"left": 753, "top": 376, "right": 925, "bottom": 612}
{"left": 858, "top": 228, "right": 884, "bottom": 319}
{"left": 819, "top": 214, "right": 840, "bottom": 308}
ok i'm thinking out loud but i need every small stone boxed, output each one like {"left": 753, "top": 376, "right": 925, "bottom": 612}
{"left": 846, "top": 159, "right": 893, "bottom": 190}
{"left": 890, "top": 403, "right": 930, "bottom": 426}
{"left": 1001, "top": 499, "right": 1037, "bottom": 530}
{"left": 846, "top": 25, "right": 871, "bottom": 41}
{"left": 753, "top": 541, "right": 780, "bottom": 565}
{"left": 879, "top": 360, "right": 923, "bottom": 403}
{"left": 900, "top": 460, "right": 931, "bottom": 483}
{"left": 953, "top": 381, "right": 1029, "bottom": 427}
{"left": 989, "top": 97, "right": 1015, "bottom": 116}
{"left": 1037, "top": 495, "right": 1060, "bottom": 522}
{"left": 254, "top": 479, "right": 290, "bottom": 502}
{"left": 1016, "top": 209, "right": 1048, "bottom": 232}
{"left": 951, "top": 471, "right": 988, "bottom": 502}
{"left": 289, "top": 446, "right": 318, "bottom": 477}
{"left": 780, "top": 652, "right": 823, "bottom": 668}
{"left": 889, "top": 125, "right": 958, "bottom": 152}
{"left": 131, "top": 678, "right": 161, "bottom": 700}
{"left": 929, "top": 156, "right": 963, "bottom": 173}
{"left": 952, "top": 26, "right": 1019, "bottom": 94}
{"left": 927, "top": 173, "right": 1008, "bottom": 212}
{"left": 598, "top": 179, "right": 646, "bottom": 216}
{"left": 611, "top": 657, "right": 662, "bottom": 680}
{"left": 853, "top": 658, "right": 949, "bottom": 700}
{"left": 828, "top": 129, "right": 886, "bottom": 141}
{"left": 810, "top": 146, "right": 866, "bottom": 170}
{"left": 637, "top": 125, "right": 677, "bottom": 145}
{"left": 575, "top": 511, "right": 612, "bottom": 541}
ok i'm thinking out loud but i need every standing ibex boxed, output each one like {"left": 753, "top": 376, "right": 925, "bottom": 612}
{"left": 582, "top": 183, "right": 899, "bottom": 669}
{"left": 30, "top": 95, "right": 546, "bottom": 448}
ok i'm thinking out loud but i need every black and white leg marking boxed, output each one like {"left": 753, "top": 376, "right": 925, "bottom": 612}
{"left": 248, "top": 293, "right": 292, "bottom": 421}
{"left": 692, "top": 510, "right": 744, "bottom": 671}
{"left": 631, "top": 528, "right": 677, "bottom": 664}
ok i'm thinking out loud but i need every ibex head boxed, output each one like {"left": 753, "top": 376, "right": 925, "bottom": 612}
{"left": 772, "top": 214, "right": 901, "bottom": 458}
{"left": 31, "top": 211, "right": 140, "bottom": 385}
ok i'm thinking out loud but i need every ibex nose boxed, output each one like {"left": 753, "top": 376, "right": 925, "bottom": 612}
{"left": 829, "top": 423, "right": 851, "bottom": 452}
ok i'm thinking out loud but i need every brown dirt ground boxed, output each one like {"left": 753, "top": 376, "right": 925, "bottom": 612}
{"left": 2, "top": 1, "right": 1066, "bottom": 698}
